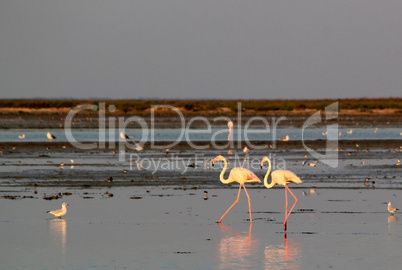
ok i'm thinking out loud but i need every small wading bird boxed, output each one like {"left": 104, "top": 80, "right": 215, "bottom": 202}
{"left": 212, "top": 155, "right": 261, "bottom": 223}
{"left": 47, "top": 203, "right": 69, "bottom": 219}
{"left": 388, "top": 202, "right": 399, "bottom": 215}
{"left": 279, "top": 135, "right": 289, "bottom": 141}
{"left": 135, "top": 145, "right": 144, "bottom": 151}
{"left": 120, "top": 132, "right": 143, "bottom": 151}
{"left": 47, "top": 132, "right": 56, "bottom": 140}
{"left": 302, "top": 159, "right": 317, "bottom": 167}
{"left": 261, "top": 156, "right": 302, "bottom": 231}
{"left": 120, "top": 132, "right": 133, "bottom": 140}
{"left": 120, "top": 132, "right": 137, "bottom": 146}
{"left": 18, "top": 134, "right": 25, "bottom": 139}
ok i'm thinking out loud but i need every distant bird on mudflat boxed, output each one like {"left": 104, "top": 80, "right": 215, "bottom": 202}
{"left": 47, "top": 132, "right": 56, "bottom": 140}
{"left": 136, "top": 161, "right": 145, "bottom": 170}
{"left": 302, "top": 159, "right": 317, "bottom": 167}
{"left": 120, "top": 132, "right": 133, "bottom": 140}
{"left": 309, "top": 161, "right": 318, "bottom": 167}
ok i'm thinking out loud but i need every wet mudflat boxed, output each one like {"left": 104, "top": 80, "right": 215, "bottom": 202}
{"left": 0, "top": 138, "right": 401, "bottom": 269}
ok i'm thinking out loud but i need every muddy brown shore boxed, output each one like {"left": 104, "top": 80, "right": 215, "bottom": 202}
{"left": 1, "top": 108, "right": 401, "bottom": 128}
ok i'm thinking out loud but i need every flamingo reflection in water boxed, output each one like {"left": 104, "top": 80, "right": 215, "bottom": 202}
{"left": 264, "top": 236, "right": 301, "bottom": 270}
{"left": 216, "top": 223, "right": 261, "bottom": 270}
{"left": 216, "top": 223, "right": 301, "bottom": 270}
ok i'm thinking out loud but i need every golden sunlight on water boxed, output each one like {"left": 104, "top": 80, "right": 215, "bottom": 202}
{"left": 49, "top": 219, "right": 67, "bottom": 256}
{"left": 264, "top": 237, "right": 301, "bottom": 270}
{"left": 216, "top": 223, "right": 260, "bottom": 269}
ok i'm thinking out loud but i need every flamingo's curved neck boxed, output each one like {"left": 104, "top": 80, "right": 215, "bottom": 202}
{"left": 263, "top": 158, "right": 275, "bottom": 188}
{"left": 219, "top": 158, "right": 232, "bottom": 184}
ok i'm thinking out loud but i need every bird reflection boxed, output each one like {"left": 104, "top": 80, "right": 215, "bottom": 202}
{"left": 216, "top": 223, "right": 260, "bottom": 269}
{"left": 388, "top": 215, "right": 398, "bottom": 223}
{"left": 49, "top": 218, "right": 67, "bottom": 255}
{"left": 264, "top": 236, "right": 301, "bottom": 270}
{"left": 387, "top": 215, "right": 398, "bottom": 233}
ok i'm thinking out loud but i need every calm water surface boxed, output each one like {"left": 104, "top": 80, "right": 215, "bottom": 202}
{"left": 1, "top": 187, "right": 402, "bottom": 269}
{"left": 1, "top": 127, "right": 401, "bottom": 142}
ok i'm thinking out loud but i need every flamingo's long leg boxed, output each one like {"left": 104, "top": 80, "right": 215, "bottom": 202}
{"left": 242, "top": 184, "right": 253, "bottom": 223}
{"left": 283, "top": 187, "right": 288, "bottom": 229}
{"left": 286, "top": 186, "right": 299, "bottom": 216}
{"left": 285, "top": 186, "right": 288, "bottom": 216}
{"left": 217, "top": 184, "right": 242, "bottom": 223}
{"left": 283, "top": 185, "right": 299, "bottom": 228}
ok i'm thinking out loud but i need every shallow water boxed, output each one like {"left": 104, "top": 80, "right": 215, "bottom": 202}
{"left": 1, "top": 186, "right": 402, "bottom": 269}
{"left": 1, "top": 120, "right": 401, "bottom": 269}
{"left": 1, "top": 127, "right": 401, "bottom": 142}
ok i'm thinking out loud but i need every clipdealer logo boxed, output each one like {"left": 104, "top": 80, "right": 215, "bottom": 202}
{"left": 63, "top": 101, "right": 339, "bottom": 168}
{"left": 302, "top": 102, "right": 338, "bottom": 168}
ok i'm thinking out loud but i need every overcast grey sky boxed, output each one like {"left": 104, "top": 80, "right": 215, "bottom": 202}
{"left": 1, "top": 1, "right": 401, "bottom": 100}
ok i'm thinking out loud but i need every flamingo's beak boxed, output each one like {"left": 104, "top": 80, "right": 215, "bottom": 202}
{"left": 260, "top": 161, "right": 265, "bottom": 168}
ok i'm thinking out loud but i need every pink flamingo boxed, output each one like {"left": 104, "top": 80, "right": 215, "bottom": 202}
{"left": 227, "top": 121, "right": 233, "bottom": 141}
{"left": 213, "top": 155, "right": 261, "bottom": 223}
{"left": 228, "top": 121, "right": 234, "bottom": 155}
{"left": 261, "top": 156, "right": 302, "bottom": 230}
